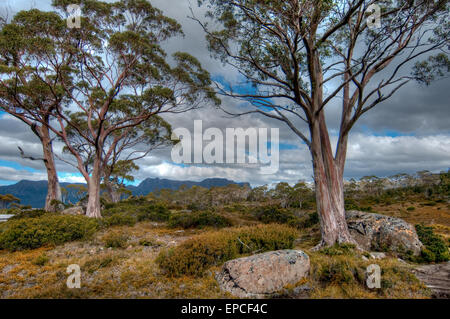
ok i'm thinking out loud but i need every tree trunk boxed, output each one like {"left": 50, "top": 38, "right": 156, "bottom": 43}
{"left": 85, "top": 159, "right": 102, "bottom": 218}
{"left": 310, "top": 120, "right": 356, "bottom": 248}
{"left": 40, "top": 125, "right": 62, "bottom": 212}
{"left": 104, "top": 179, "right": 121, "bottom": 203}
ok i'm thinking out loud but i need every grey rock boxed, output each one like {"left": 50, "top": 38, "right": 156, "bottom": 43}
{"left": 216, "top": 250, "right": 310, "bottom": 298}
{"left": 370, "top": 252, "right": 387, "bottom": 259}
{"left": 61, "top": 206, "right": 85, "bottom": 215}
{"left": 346, "top": 210, "right": 422, "bottom": 255}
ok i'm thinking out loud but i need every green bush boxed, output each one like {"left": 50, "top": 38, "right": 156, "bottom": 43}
{"left": 136, "top": 203, "right": 171, "bottom": 222}
{"left": 299, "top": 212, "right": 319, "bottom": 228}
{"left": 103, "top": 232, "right": 128, "bottom": 248}
{"left": 102, "top": 212, "right": 136, "bottom": 227}
{"left": 10, "top": 209, "right": 48, "bottom": 220}
{"left": 316, "top": 259, "right": 365, "bottom": 285}
{"left": 406, "top": 206, "right": 416, "bottom": 211}
{"left": 32, "top": 253, "right": 50, "bottom": 266}
{"left": 0, "top": 215, "right": 99, "bottom": 251}
{"left": 320, "top": 243, "right": 356, "bottom": 256}
{"left": 156, "top": 224, "right": 298, "bottom": 277}
{"left": 102, "top": 202, "right": 170, "bottom": 223}
{"left": 415, "top": 224, "right": 449, "bottom": 263}
{"left": 253, "top": 205, "right": 296, "bottom": 224}
{"left": 168, "top": 210, "right": 231, "bottom": 229}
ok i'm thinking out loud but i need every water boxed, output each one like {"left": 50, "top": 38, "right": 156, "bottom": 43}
{"left": 0, "top": 214, "right": 14, "bottom": 222}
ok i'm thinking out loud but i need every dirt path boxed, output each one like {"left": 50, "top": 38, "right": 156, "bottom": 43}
{"left": 413, "top": 262, "right": 450, "bottom": 298}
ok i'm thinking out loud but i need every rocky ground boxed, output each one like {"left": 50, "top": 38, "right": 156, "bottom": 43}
{"left": 413, "top": 262, "right": 450, "bottom": 298}
{"left": 0, "top": 199, "right": 448, "bottom": 299}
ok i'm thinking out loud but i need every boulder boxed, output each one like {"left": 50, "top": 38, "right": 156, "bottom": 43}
{"left": 346, "top": 210, "right": 422, "bottom": 255}
{"left": 216, "top": 250, "right": 310, "bottom": 298}
{"left": 61, "top": 206, "right": 85, "bottom": 216}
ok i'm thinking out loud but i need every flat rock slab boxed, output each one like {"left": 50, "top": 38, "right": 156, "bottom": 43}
{"left": 61, "top": 206, "right": 84, "bottom": 215}
{"left": 216, "top": 250, "right": 310, "bottom": 298}
{"left": 346, "top": 210, "right": 422, "bottom": 255}
{"left": 413, "top": 262, "right": 450, "bottom": 299}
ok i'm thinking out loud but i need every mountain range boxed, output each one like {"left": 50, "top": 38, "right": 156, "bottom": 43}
{"left": 0, "top": 178, "right": 249, "bottom": 208}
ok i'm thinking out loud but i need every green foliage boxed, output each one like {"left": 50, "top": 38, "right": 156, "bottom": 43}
{"left": 103, "top": 233, "right": 128, "bottom": 249}
{"left": 168, "top": 210, "right": 231, "bottom": 229}
{"left": 83, "top": 256, "right": 115, "bottom": 274}
{"left": 136, "top": 204, "right": 171, "bottom": 222}
{"left": 10, "top": 209, "right": 48, "bottom": 220}
{"left": 139, "top": 238, "right": 161, "bottom": 247}
{"left": 32, "top": 253, "right": 50, "bottom": 266}
{"left": 0, "top": 194, "right": 20, "bottom": 209}
{"left": 415, "top": 224, "right": 449, "bottom": 263}
{"left": 316, "top": 259, "right": 365, "bottom": 285}
{"left": 102, "top": 212, "right": 136, "bottom": 227}
{"left": 102, "top": 201, "right": 170, "bottom": 223}
{"left": 0, "top": 215, "right": 99, "bottom": 251}
{"left": 299, "top": 212, "right": 319, "bottom": 228}
{"left": 320, "top": 243, "right": 356, "bottom": 257}
{"left": 253, "top": 205, "right": 296, "bottom": 224}
{"left": 406, "top": 206, "right": 416, "bottom": 211}
{"left": 156, "top": 224, "right": 298, "bottom": 277}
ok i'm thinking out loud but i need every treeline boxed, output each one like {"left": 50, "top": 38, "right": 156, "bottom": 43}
{"left": 141, "top": 170, "right": 450, "bottom": 212}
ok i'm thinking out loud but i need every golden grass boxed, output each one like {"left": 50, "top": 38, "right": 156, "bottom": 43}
{"left": 0, "top": 196, "right": 446, "bottom": 299}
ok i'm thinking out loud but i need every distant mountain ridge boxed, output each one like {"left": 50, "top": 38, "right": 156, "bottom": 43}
{"left": 0, "top": 178, "right": 250, "bottom": 208}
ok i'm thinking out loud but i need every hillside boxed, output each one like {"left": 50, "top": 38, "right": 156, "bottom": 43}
{"left": 0, "top": 178, "right": 249, "bottom": 208}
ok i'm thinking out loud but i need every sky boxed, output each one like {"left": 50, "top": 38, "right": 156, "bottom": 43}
{"left": 0, "top": 0, "right": 449, "bottom": 187}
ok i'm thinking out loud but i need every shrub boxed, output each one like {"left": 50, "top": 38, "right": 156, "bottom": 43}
{"left": 320, "top": 243, "right": 356, "bottom": 257}
{"left": 136, "top": 204, "right": 171, "bottom": 222}
{"left": 156, "top": 224, "right": 298, "bottom": 277}
{"left": 316, "top": 259, "right": 364, "bottom": 285}
{"left": 103, "top": 232, "right": 128, "bottom": 249}
{"left": 139, "top": 238, "right": 161, "bottom": 247}
{"left": 102, "top": 202, "right": 170, "bottom": 223}
{"left": 253, "top": 205, "right": 296, "bottom": 224}
{"left": 299, "top": 212, "right": 319, "bottom": 228}
{"left": 0, "top": 215, "right": 99, "bottom": 251}
{"left": 415, "top": 224, "right": 449, "bottom": 263}
{"left": 168, "top": 210, "right": 231, "bottom": 229}
{"left": 406, "top": 206, "right": 416, "bottom": 211}
{"left": 102, "top": 212, "right": 136, "bottom": 227}
{"left": 10, "top": 209, "right": 48, "bottom": 220}
{"left": 32, "top": 253, "right": 50, "bottom": 266}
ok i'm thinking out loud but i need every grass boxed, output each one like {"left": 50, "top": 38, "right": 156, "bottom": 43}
{"left": 0, "top": 192, "right": 447, "bottom": 299}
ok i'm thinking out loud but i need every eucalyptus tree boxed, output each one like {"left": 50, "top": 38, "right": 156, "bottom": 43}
{"left": 196, "top": 0, "right": 449, "bottom": 247}
{"left": 0, "top": 10, "right": 71, "bottom": 211}
{"left": 2, "top": 0, "right": 218, "bottom": 218}
{"left": 62, "top": 112, "right": 173, "bottom": 203}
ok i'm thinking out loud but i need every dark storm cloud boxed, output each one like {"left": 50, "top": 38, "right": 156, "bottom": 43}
{"left": 0, "top": 0, "right": 448, "bottom": 186}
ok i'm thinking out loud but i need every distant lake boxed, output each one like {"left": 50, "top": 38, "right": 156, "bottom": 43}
{"left": 0, "top": 214, "right": 13, "bottom": 222}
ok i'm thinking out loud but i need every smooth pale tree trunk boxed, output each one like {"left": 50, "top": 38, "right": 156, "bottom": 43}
{"left": 310, "top": 118, "right": 356, "bottom": 248}
{"left": 40, "top": 125, "right": 62, "bottom": 212}
{"left": 85, "top": 158, "right": 102, "bottom": 218}
{"left": 104, "top": 179, "right": 121, "bottom": 203}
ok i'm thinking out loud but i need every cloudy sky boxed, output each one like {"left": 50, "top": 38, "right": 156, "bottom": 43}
{"left": 0, "top": 0, "right": 449, "bottom": 187}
